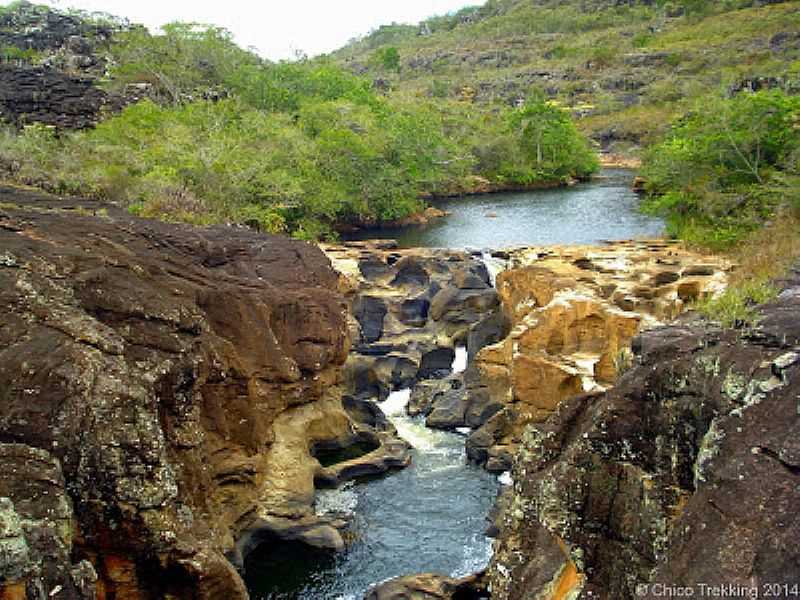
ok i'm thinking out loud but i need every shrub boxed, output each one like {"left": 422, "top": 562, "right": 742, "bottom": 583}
{"left": 641, "top": 89, "right": 800, "bottom": 248}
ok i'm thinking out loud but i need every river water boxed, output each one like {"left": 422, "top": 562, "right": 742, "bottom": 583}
{"left": 245, "top": 353, "right": 499, "bottom": 600}
{"left": 345, "top": 169, "right": 663, "bottom": 249}
{"left": 245, "top": 171, "right": 663, "bottom": 598}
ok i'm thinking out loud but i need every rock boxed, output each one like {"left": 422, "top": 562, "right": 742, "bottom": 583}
{"left": 314, "top": 430, "right": 411, "bottom": 487}
{"left": 426, "top": 388, "right": 469, "bottom": 430}
{"left": 365, "top": 572, "right": 488, "bottom": 600}
{"left": 418, "top": 347, "right": 456, "bottom": 379}
{"left": 0, "top": 65, "right": 108, "bottom": 129}
{"left": 466, "top": 241, "right": 731, "bottom": 467}
{"left": 398, "top": 296, "right": 431, "bottom": 327}
{"left": 391, "top": 256, "right": 431, "bottom": 287}
{"left": 354, "top": 295, "right": 388, "bottom": 342}
{"left": 323, "top": 244, "right": 503, "bottom": 408}
{"left": 0, "top": 444, "right": 97, "bottom": 599}
{"left": 408, "top": 376, "right": 466, "bottom": 416}
{"left": 486, "top": 275, "right": 800, "bottom": 600}
{"left": 0, "top": 184, "right": 354, "bottom": 598}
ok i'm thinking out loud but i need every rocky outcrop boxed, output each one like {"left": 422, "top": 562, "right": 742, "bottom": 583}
{"left": 0, "top": 184, "right": 389, "bottom": 598}
{"left": 365, "top": 572, "right": 488, "bottom": 600}
{"left": 486, "top": 265, "right": 800, "bottom": 600}
{"left": 466, "top": 241, "right": 730, "bottom": 471}
{"left": 323, "top": 242, "right": 508, "bottom": 414}
{"left": 0, "top": 2, "right": 114, "bottom": 57}
{"left": 0, "top": 65, "right": 109, "bottom": 129}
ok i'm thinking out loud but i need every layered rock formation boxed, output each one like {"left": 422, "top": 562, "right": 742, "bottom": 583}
{"left": 465, "top": 241, "right": 730, "bottom": 471}
{"left": 0, "top": 185, "right": 396, "bottom": 598}
{"left": 0, "top": 65, "right": 109, "bottom": 129}
{"left": 486, "top": 266, "right": 800, "bottom": 599}
{"left": 0, "top": 2, "right": 119, "bottom": 129}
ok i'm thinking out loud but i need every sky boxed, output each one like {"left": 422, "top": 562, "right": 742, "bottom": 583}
{"left": 39, "top": 0, "right": 477, "bottom": 60}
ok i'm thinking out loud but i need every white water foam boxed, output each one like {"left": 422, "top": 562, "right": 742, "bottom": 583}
{"left": 480, "top": 251, "right": 507, "bottom": 287}
{"left": 380, "top": 388, "right": 411, "bottom": 417}
{"left": 315, "top": 481, "right": 358, "bottom": 516}
{"left": 453, "top": 532, "right": 495, "bottom": 578}
{"left": 498, "top": 471, "right": 513, "bottom": 487}
{"left": 451, "top": 346, "right": 468, "bottom": 374}
{"left": 380, "top": 389, "right": 460, "bottom": 453}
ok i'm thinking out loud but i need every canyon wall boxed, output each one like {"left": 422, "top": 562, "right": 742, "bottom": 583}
{"left": 486, "top": 264, "right": 800, "bottom": 599}
{"left": 0, "top": 185, "right": 356, "bottom": 599}
{"left": 465, "top": 241, "right": 730, "bottom": 472}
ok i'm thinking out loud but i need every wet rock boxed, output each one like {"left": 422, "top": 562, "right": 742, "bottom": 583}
{"left": 418, "top": 347, "right": 456, "bottom": 379}
{"left": 426, "top": 388, "right": 469, "bottom": 430}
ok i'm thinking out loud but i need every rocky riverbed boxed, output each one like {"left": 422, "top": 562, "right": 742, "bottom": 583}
{"left": 1, "top": 183, "right": 797, "bottom": 600}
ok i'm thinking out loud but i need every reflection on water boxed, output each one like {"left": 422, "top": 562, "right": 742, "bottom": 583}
{"left": 345, "top": 169, "right": 663, "bottom": 249}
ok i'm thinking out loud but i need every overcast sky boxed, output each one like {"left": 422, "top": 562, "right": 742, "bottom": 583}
{"left": 38, "top": 0, "right": 477, "bottom": 60}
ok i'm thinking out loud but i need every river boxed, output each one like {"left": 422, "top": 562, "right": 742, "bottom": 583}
{"left": 345, "top": 169, "right": 663, "bottom": 249}
{"left": 244, "top": 170, "right": 663, "bottom": 599}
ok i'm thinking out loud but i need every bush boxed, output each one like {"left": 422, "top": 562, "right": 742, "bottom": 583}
{"left": 0, "top": 27, "right": 599, "bottom": 239}
{"left": 641, "top": 89, "right": 800, "bottom": 248}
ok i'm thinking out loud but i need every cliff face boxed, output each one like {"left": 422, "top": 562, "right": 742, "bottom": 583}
{"left": 487, "top": 265, "right": 800, "bottom": 599}
{"left": 0, "top": 185, "right": 353, "bottom": 598}
{"left": 0, "top": 3, "right": 119, "bottom": 129}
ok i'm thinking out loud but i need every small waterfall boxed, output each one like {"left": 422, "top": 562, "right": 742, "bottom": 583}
{"left": 480, "top": 251, "right": 507, "bottom": 287}
{"left": 380, "top": 389, "right": 459, "bottom": 454}
{"left": 451, "top": 345, "right": 468, "bottom": 374}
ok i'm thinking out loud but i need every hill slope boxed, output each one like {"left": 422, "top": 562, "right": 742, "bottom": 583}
{"left": 333, "top": 0, "right": 800, "bottom": 155}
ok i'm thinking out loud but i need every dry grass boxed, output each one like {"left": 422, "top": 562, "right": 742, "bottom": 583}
{"left": 728, "top": 211, "right": 800, "bottom": 287}
{"left": 696, "top": 211, "right": 800, "bottom": 326}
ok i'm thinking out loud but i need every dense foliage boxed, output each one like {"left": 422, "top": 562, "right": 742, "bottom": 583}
{"left": 0, "top": 18, "right": 598, "bottom": 238}
{"left": 641, "top": 90, "right": 800, "bottom": 249}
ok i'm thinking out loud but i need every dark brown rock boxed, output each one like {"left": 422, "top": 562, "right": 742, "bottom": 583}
{"left": 0, "top": 185, "right": 352, "bottom": 598}
{"left": 487, "top": 271, "right": 800, "bottom": 600}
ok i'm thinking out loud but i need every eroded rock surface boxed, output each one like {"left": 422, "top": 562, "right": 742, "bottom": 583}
{"left": 466, "top": 241, "right": 731, "bottom": 471}
{"left": 486, "top": 265, "right": 800, "bottom": 600}
{"left": 323, "top": 242, "right": 509, "bottom": 429}
{"left": 365, "top": 572, "right": 488, "bottom": 600}
{"left": 0, "top": 185, "right": 362, "bottom": 598}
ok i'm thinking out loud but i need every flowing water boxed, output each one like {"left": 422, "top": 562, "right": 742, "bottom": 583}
{"left": 245, "top": 353, "right": 500, "bottom": 600}
{"left": 345, "top": 169, "right": 663, "bottom": 249}
{"left": 245, "top": 171, "right": 663, "bottom": 598}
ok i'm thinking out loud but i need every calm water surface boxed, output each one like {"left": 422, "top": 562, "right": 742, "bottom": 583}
{"left": 346, "top": 169, "right": 663, "bottom": 248}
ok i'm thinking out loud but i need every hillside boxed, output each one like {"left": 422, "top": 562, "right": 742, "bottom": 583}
{"left": 0, "top": 1, "right": 598, "bottom": 239}
{"left": 333, "top": 0, "right": 800, "bottom": 156}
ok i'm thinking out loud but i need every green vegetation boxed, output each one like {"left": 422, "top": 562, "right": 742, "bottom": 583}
{"left": 0, "top": 13, "right": 597, "bottom": 239}
{"left": 334, "top": 1, "right": 800, "bottom": 153}
{"left": 640, "top": 90, "right": 800, "bottom": 249}
{"left": 635, "top": 87, "right": 800, "bottom": 328}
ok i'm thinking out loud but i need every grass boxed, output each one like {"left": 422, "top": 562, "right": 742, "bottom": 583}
{"left": 695, "top": 213, "right": 800, "bottom": 327}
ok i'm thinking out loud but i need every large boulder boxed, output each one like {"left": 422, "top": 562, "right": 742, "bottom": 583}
{"left": 0, "top": 184, "right": 353, "bottom": 598}
{"left": 467, "top": 241, "right": 731, "bottom": 468}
